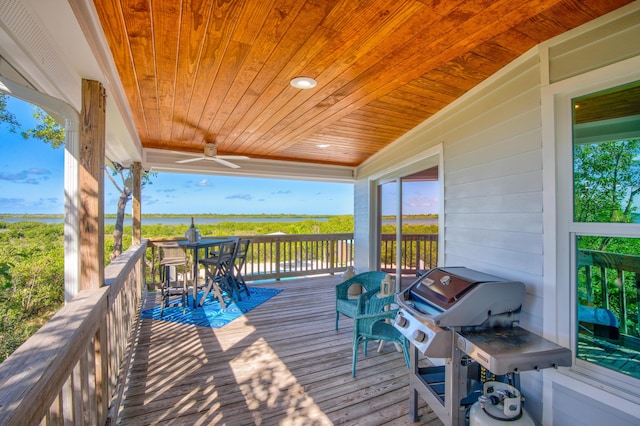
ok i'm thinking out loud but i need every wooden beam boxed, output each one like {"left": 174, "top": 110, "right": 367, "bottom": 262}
{"left": 132, "top": 162, "right": 142, "bottom": 245}
{"left": 79, "top": 79, "right": 106, "bottom": 291}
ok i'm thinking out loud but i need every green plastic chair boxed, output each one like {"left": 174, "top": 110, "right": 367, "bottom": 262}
{"left": 351, "top": 290, "right": 410, "bottom": 377}
{"left": 335, "top": 271, "right": 387, "bottom": 330}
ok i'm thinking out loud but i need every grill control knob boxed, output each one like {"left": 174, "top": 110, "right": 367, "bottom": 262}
{"left": 412, "top": 330, "right": 428, "bottom": 343}
{"left": 396, "top": 315, "right": 409, "bottom": 328}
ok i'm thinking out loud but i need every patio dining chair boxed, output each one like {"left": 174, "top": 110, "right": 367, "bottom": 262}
{"left": 198, "top": 239, "right": 238, "bottom": 308}
{"left": 158, "top": 244, "right": 189, "bottom": 316}
{"left": 335, "top": 271, "right": 387, "bottom": 330}
{"left": 230, "top": 238, "right": 251, "bottom": 300}
{"left": 351, "top": 290, "right": 410, "bottom": 377}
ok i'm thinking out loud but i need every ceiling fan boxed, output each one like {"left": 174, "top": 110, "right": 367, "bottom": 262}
{"left": 175, "top": 143, "right": 249, "bottom": 169}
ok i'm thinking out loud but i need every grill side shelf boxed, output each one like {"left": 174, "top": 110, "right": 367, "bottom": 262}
{"left": 456, "top": 326, "right": 572, "bottom": 375}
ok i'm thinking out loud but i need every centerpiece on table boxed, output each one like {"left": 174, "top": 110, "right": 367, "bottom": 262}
{"left": 185, "top": 217, "right": 201, "bottom": 243}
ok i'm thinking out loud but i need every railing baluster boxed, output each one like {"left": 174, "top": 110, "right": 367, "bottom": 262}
{"left": 620, "top": 270, "right": 627, "bottom": 335}
{"left": 602, "top": 266, "right": 609, "bottom": 309}
{"left": 275, "top": 239, "right": 281, "bottom": 280}
{"left": 636, "top": 273, "right": 640, "bottom": 337}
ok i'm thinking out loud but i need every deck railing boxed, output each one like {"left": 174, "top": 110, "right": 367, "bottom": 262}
{"left": 148, "top": 232, "right": 439, "bottom": 284}
{"left": 379, "top": 233, "right": 439, "bottom": 274}
{"left": 148, "top": 233, "right": 355, "bottom": 283}
{"left": 241, "top": 233, "right": 354, "bottom": 280}
{"left": 0, "top": 242, "right": 147, "bottom": 426}
{"left": 578, "top": 249, "right": 640, "bottom": 346}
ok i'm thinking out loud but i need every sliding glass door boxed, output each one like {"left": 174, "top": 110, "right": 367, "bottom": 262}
{"left": 377, "top": 166, "right": 439, "bottom": 289}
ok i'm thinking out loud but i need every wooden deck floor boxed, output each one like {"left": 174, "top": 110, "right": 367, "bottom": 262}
{"left": 116, "top": 275, "right": 443, "bottom": 425}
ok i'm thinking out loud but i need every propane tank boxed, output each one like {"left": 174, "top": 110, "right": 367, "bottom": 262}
{"left": 469, "top": 381, "right": 535, "bottom": 426}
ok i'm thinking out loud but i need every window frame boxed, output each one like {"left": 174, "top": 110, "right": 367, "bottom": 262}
{"left": 368, "top": 143, "right": 444, "bottom": 276}
{"left": 551, "top": 62, "right": 640, "bottom": 399}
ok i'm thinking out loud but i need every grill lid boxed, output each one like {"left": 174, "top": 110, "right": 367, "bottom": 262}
{"left": 411, "top": 267, "right": 511, "bottom": 310}
{"left": 397, "top": 266, "right": 526, "bottom": 327}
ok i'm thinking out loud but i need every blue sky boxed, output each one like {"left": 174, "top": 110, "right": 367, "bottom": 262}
{"left": 0, "top": 96, "right": 354, "bottom": 215}
{"left": 1, "top": 95, "right": 437, "bottom": 216}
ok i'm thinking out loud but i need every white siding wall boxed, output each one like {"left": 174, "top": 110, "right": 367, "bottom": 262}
{"left": 353, "top": 3, "right": 640, "bottom": 424}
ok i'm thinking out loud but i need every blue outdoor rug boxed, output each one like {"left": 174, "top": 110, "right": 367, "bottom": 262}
{"left": 141, "top": 287, "right": 282, "bottom": 328}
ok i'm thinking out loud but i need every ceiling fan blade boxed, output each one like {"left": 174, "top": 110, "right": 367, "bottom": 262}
{"left": 212, "top": 157, "right": 241, "bottom": 169}
{"left": 175, "top": 156, "right": 205, "bottom": 164}
{"left": 175, "top": 151, "right": 202, "bottom": 158}
{"left": 216, "top": 155, "right": 250, "bottom": 160}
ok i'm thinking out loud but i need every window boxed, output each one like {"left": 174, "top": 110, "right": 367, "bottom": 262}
{"left": 572, "top": 81, "right": 640, "bottom": 380}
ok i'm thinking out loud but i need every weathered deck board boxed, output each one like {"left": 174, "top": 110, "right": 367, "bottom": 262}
{"left": 117, "top": 275, "right": 443, "bottom": 425}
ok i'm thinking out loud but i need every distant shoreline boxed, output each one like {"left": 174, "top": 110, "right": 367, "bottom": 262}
{"left": 0, "top": 213, "right": 438, "bottom": 219}
{"left": 0, "top": 213, "right": 338, "bottom": 219}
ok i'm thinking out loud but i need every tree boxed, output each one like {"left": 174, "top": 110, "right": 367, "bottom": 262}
{"left": 574, "top": 138, "right": 640, "bottom": 223}
{"left": 21, "top": 109, "right": 65, "bottom": 147}
{"left": 0, "top": 93, "right": 21, "bottom": 133}
{"left": 105, "top": 164, "right": 155, "bottom": 260}
{"left": 574, "top": 138, "right": 640, "bottom": 249}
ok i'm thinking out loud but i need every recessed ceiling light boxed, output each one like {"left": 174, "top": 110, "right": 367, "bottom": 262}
{"left": 316, "top": 143, "right": 330, "bottom": 148}
{"left": 290, "top": 77, "right": 317, "bottom": 89}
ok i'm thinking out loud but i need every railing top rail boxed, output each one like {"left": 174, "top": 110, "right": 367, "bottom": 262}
{"left": 248, "top": 233, "right": 353, "bottom": 241}
{"left": 380, "top": 233, "right": 438, "bottom": 239}
{"left": 148, "top": 234, "right": 354, "bottom": 246}
{"left": 148, "top": 236, "right": 187, "bottom": 246}
{"left": 578, "top": 249, "right": 640, "bottom": 273}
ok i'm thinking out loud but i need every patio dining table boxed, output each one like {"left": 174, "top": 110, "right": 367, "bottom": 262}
{"left": 179, "top": 238, "right": 235, "bottom": 308}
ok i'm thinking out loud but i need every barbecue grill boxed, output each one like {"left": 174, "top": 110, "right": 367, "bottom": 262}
{"left": 393, "top": 267, "right": 571, "bottom": 425}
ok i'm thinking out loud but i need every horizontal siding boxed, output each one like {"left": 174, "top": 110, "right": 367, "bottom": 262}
{"left": 445, "top": 123, "right": 541, "bottom": 172}
{"left": 553, "top": 383, "right": 640, "bottom": 426}
{"left": 444, "top": 241, "right": 542, "bottom": 276}
{"left": 520, "top": 372, "right": 544, "bottom": 422}
{"left": 446, "top": 149, "right": 542, "bottom": 186}
{"left": 445, "top": 228, "right": 542, "bottom": 255}
{"left": 441, "top": 61, "right": 541, "bottom": 149}
{"left": 523, "top": 292, "right": 544, "bottom": 333}
{"left": 549, "top": 8, "right": 640, "bottom": 82}
{"left": 445, "top": 212, "right": 542, "bottom": 233}
{"left": 446, "top": 169, "right": 542, "bottom": 199}
{"left": 446, "top": 191, "right": 542, "bottom": 214}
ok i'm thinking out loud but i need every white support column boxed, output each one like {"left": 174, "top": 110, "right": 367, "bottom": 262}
{"left": 64, "top": 120, "right": 80, "bottom": 301}
{"left": 0, "top": 77, "right": 81, "bottom": 302}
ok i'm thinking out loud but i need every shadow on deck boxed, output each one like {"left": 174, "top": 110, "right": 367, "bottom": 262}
{"left": 117, "top": 275, "right": 442, "bottom": 425}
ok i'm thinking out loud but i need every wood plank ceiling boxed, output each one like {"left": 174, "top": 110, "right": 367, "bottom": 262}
{"left": 93, "top": 0, "right": 632, "bottom": 168}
